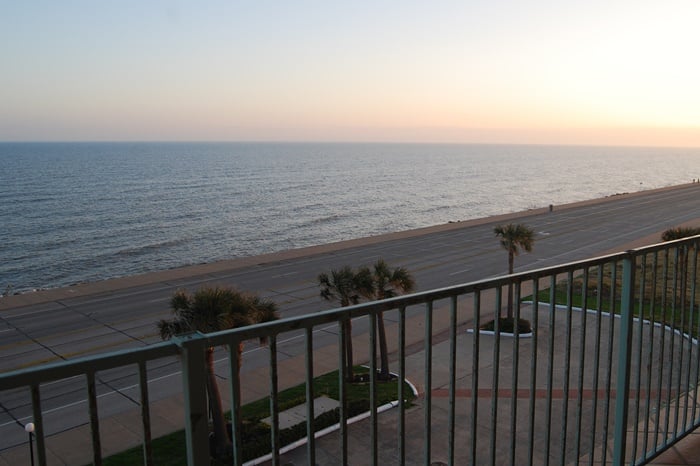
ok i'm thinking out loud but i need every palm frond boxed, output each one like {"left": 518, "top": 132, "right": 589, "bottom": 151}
{"left": 494, "top": 223, "right": 535, "bottom": 256}
{"left": 157, "top": 286, "right": 280, "bottom": 341}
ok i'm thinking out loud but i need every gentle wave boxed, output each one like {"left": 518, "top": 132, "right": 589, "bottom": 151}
{"left": 113, "top": 238, "right": 193, "bottom": 258}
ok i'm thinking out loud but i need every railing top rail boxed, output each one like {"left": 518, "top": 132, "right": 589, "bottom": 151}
{"left": 630, "top": 235, "right": 700, "bottom": 255}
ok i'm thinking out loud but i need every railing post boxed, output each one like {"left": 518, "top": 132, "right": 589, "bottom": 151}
{"left": 424, "top": 300, "right": 433, "bottom": 466}
{"left": 86, "top": 371, "right": 102, "bottom": 466}
{"left": 228, "top": 340, "right": 243, "bottom": 466}
{"left": 613, "top": 253, "right": 636, "bottom": 465}
{"left": 138, "top": 361, "right": 154, "bottom": 466}
{"left": 269, "top": 335, "right": 280, "bottom": 465}
{"left": 175, "top": 332, "right": 211, "bottom": 466}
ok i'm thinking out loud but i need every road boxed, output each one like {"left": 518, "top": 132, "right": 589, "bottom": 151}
{"left": 1, "top": 183, "right": 699, "bottom": 453}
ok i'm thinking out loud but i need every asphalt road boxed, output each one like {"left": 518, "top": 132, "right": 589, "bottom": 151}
{"left": 1, "top": 183, "right": 700, "bottom": 452}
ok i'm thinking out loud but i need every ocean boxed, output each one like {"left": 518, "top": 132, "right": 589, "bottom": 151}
{"left": 1, "top": 142, "right": 699, "bottom": 294}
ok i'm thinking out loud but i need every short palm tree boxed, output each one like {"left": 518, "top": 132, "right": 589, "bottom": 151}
{"left": 662, "top": 226, "right": 700, "bottom": 241}
{"left": 363, "top": 259, "right": 415, "bottom": 380}
{"left": 318, "top": 266, "right": 373, "bottom": 382}
{"left": 158, "top": 286, "right": 279, "bottom": 459}
{"left": 494, "top": 223, "right": 535, "bottom": 319}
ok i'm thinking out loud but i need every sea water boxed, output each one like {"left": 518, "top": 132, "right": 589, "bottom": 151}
{"left": 1, "top": 142, "right": 699, "bottom": 293}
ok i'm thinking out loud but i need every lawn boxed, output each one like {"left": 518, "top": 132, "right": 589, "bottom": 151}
{"left": 99, "top": 366, "right": 415, "bottom": 465}
{"left": 526, "top": 255, "right": 700, "bottom": 337}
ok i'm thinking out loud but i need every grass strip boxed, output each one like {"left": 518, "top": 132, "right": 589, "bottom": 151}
{"left": 523, "top": 259, "right": 700, "bottom": 337}
{"left": 99, "top": 366, "right": 415, "bottom": 466}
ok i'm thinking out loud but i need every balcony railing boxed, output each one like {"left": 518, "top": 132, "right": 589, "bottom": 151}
{"left": 2, "top": 236, "right": 700, "bottom": 465}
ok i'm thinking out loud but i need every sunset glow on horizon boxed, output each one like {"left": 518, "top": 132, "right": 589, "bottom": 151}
{"left": 2, "top": 1, "right": 700, "bottom": 147}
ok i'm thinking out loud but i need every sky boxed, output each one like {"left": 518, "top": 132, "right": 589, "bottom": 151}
{"left": 2, "top": 1, "right": 700, "bottom": 146}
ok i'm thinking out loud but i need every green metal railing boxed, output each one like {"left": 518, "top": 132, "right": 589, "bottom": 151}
{"left": 2, "top": 237, "right": 700, "bottom": 465}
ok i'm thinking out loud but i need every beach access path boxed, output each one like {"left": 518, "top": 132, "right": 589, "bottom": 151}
{"left": 2, "top": 183, "right": 700, "bottom": 464}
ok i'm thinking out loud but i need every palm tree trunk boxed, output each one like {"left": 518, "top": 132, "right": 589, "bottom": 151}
{"left": 507, "top": 251, "right": 514, "bottom": 320}
{"left": 345, "top": 320, "right": 354, "bottom": 382}
{"left": 233, "top": 341, "right": 244, "bottom": 413}
{"left": 206, "top": 347, "right": 231, "bottom": 458}
{"left": 679, "top": 248, "right": 687, "bottom": 314}
{"left": 377, "top": 312, "right": 390, "bottom": 380}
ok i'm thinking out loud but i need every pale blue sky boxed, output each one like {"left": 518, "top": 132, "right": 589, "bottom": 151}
{"left": 2, "top": 1, "right": 700, "bottom": 145}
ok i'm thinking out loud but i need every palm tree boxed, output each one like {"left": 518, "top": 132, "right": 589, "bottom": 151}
{"left": 363, "top": 259, "right": 415, "bottom": 380}
{"left": 158, "top": 286, "right": 279, "bottom": 458}
{"left": 494, "top": 223, "right": 535, "bottom": 319}
{"left": 662, "top": 226, "right": 700, "bottom": 241}
{"left": 318, "top": 266, "right": 372, "bottom": 382}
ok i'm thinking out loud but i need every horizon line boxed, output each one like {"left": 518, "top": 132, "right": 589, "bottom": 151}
{"left": 2, "top": 140, "right": 700, "bottom": 150}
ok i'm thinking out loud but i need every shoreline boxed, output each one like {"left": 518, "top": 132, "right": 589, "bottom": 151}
{"left": 2, "top": 182, "right": 697, "bottom": 310}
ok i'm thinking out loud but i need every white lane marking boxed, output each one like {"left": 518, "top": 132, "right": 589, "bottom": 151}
{"left": 5, "top": 309, "right": 52, "bottom": 318}
{"left": 43, "top": 375, "right": 82, "bottom": 386}
{"left": 449, "top": 268, "right": 471, "bottom": 276}
{"left": 271, "top": 272, "right": 298, "bottom": 278}
{"left": 147, "top": 297, "right": 170, "bottom": 303}
{"left": 0, "top": 329, "right": 14, "bottom": 333}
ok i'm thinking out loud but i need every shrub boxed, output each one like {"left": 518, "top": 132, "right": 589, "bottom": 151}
{"left": 662, "top": 227, "right": 700, "bottom": 241}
